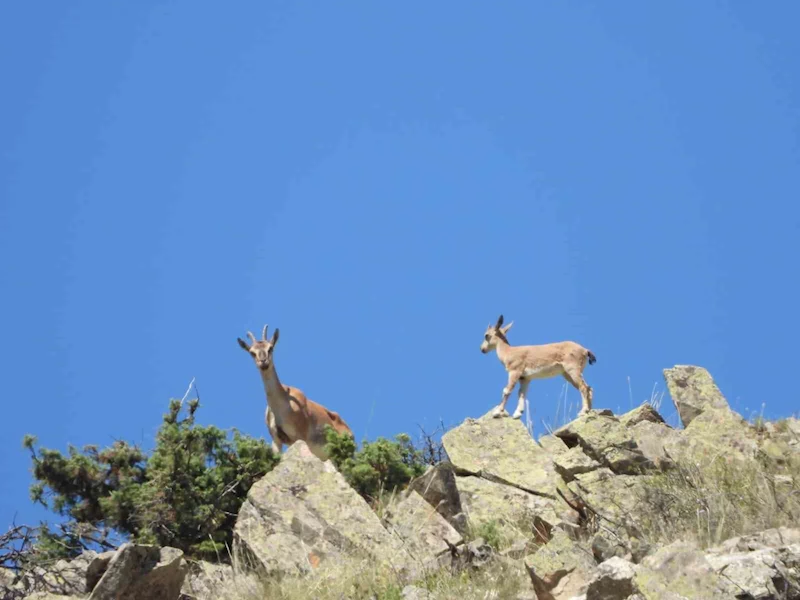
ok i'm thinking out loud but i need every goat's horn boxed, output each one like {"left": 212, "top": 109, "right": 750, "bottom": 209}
{"left": 262, "top": 324, "right": 268, "bottom": 341}
{"left": 246, "top": 331, "right": 256, "bottom": 345}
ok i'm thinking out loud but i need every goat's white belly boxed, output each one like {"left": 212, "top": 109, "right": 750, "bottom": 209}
{"left": 523, "top": 365, "right": 562, "bottom": 379}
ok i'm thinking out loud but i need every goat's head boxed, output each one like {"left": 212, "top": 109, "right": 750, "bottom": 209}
{"left": 237, "top": 324, "right": 280, "bottom": 372}
{"left": 480, "top": 314, "right": 514, "bottom": 353}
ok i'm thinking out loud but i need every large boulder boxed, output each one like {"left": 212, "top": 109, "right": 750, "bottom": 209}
{"left": 632, "top": 541, "right": 729, "bottom": 600}
{"left": 456, "top": 475, "right": 567, "bottom": 548}
{"left": 566, "top": 468, "right": 651, "bottom": 556}
{"left": 554, "top": 411, "right": 650, "bottom": 475}
{"left": 553, "top": 446, "right": 601, "bottom": 482}
{"left": 88, "top": 544, "right": 189, "bottom": 600}
{"left": 626, "top": 420, "right": 680, "bottom": 471}
{"left": 47, "top": 550, "right": 114, "bottom": 595}
{"left": 523, "top": 530, "right": 596, "bottom": 600}
{"left": 407, "top": 462, "right": 467, "bottom": 534}
{"left": 232, "top": 441, "right": 417, "bottom": 579}
{"left": 179, "top": 561, "right": 261, "bottom": 600}
{"left": 663, "top": 365, "right": 730, "bottom": 427}
{"left": 382, "top": 489, "right": 463, "bottom": 558}
{"left": 703, "top": 532, "right": 800, "bottom": 599}
{"left": 708, "top": 527, "right": 800, "bottom": 554}
{"left": 705, "top": 546, "right": 798, "bottom": 599}
{"left": 585, "top": 556, "right": 637, "bottom": 600}
{"left": 441, "top": 410, "right": 563, "bottom": 498}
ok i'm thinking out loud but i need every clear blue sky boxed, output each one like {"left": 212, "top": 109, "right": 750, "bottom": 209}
{"left": 2, "top": 1, "right": 799, "bottom": 530}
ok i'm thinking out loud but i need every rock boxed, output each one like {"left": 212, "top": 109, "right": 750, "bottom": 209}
{"left": 585, "top": 557, "right": 636, "bottom": 600}
{"left": 11, "top": 549, "right": 114, "bottom": 597}
{"left": 554, "top": 412, "right": 650, "bottom": 475}
{"left": 456, "top": 475, "right": 574, "bottom": 547}
{"left": 590, "top": 529, "right": 646, "bottom": 565}
{"left": 383, "top": 489, "right": 463, "bottom": 558}
{"left": 407, "top": 462, "right": 467, "bottom": 534}
{"left": 663, "top": 365, "right": 730, "bottom": 427}
{"left": 708, "top": 527, "right": 800, "bottom": 554}
{"left": 619, "top": 404, "right": 666, "bottom": 428}
{"left": 233, "top": 441, "right": 416, "bottom": 579}
{"left": 681, "top": 405, "right": 759, "bottom": 459}
{"left": 88, "top": 544, "right": 189, "bottom": 600}
{"left": 435, "top": 537, "right": 495, "bottom": 574}
{"left": 702, "top": 537, "right": 800, "bottom": 599}
{"left": 442, "top": 409, "right": 563, "bottom": 498}
{"left": 633, "top": 541, "right": 728, "bottom": 600}
{"left": 1, "top": 567, "right": 16, "bottom": 588}
{"left": 402, "top": 584, "right": 435, "bottom": 599}
{"left": 464, "top": 538, "right": 494, "bottom": 569}
{"left": 705, "top": 547, "right": 788, "bottom": 599}
{"left": 566, "top": 469, "right": 649, "bottom": 541}
{"left": 179, "top": 560, "right": 261, "bottom": 600}
{"left": 553, "top": 447, "right": 601, "bottom": 482}
{"left": 523, "top": 530, "right": 596, "bottom": 600}
{"left": 627, "top": 421, "right": 679, "bottom": 471}
{"left": 537, "top": 434, "right": 570, "bottom": 455}
{"left": 501, "top": 539, "right": 531, "bottom": 560}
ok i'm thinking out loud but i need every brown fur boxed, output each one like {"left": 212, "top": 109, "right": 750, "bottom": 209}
{"left": 238, "top": 325, "right": 353, "bottom": 461}
{"left": 480, "top": 315, "right": 596, "bottom": 420}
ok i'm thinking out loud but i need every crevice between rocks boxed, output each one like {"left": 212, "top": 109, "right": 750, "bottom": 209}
{"left": 450, "top": 467, "right": 557, "bottom": 501}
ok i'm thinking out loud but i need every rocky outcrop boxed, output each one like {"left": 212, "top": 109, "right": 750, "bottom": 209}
{"left": 585, "top": 556, "right": 637, "bottom": 599}
{"left": 456, "top": 475, "right": 562, "bottom": 546}
{"left": 663, "top": 365, "right": 730, "bottom": 427}
{"left": 406, "top": 462, "right": 467, "bottom": 534}
{"left": 179, "top": 561, "right": 261, "bottom": 600}
{"left": 232, "top": 441, "right": 419, "bottom": 579}
{"left": 442, "top": 410, "right": 565, "bottom": 498}
{"left": 6, "top": 363, "right": 800, "bottom": 600}
{"left": 553, "top": 410, "right": 650, "bottom": 475}
{"left": 88, "top": 544, "right": 188, "bottom": 600}
{"left": 382, "top": 490, "right": 463, "bottom": 558}
{"left": 441, "top": 409, "right": 581, "bottom": 542}
{"left": 523, "top": 530, "right": 596, "bottom": 599}
{"left": 553, "top": 446, "right": 601, "bottom": 482}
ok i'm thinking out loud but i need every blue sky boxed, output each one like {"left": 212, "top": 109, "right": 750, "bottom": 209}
{"left": 2, "top": 1, "right": 799, "bottom": 530}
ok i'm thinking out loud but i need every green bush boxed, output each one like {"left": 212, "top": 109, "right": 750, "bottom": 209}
{"left": 22, "top": 398, "right": 279, "bottom": 562}
{"left": 324, "top": 427, "right": 429, "bottom": 504}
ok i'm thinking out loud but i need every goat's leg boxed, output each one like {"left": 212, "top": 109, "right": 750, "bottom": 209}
{"left": 265, "top": 407, "right": 283, "bottom": 454}
{"left": 493, "top": 371, "right": 521, "bottom": 418}
{"left": 512, "top": 379, "right": 530, "bottom": 419}
{"left": 564, "top": 368, "right": 593, "bottom": 415}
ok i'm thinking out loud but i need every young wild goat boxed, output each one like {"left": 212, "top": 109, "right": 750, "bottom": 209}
{"left": 480, "top": 315, "right": 597, "bottom": 420}
{"left": 237, "top": 324, "right": 353, "bottom": 460}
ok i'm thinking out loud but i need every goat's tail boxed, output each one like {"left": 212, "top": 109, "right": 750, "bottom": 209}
{"left": 587, "top": 350, "right": 597, "bottom": 365}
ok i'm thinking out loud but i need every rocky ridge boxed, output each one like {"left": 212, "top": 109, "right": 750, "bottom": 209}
{"left": 4, "top": 364, "right": 799, "bottom": 599}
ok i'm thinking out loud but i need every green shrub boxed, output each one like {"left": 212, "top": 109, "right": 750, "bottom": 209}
{"left": 467, "top": 520, "right": 504, "bottom": 551}
{"left": 21, "top": 398, "right": 279, "bottom": 562}
{"left": 324, "top": 427, "right": 428, "bottom": 504}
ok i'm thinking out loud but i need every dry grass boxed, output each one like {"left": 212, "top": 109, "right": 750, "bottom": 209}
{"left": 635, "top": 439, "right": 800, "bottom": 549}
{"left": 209, "top": 552, "right": 529, "bottom": 600}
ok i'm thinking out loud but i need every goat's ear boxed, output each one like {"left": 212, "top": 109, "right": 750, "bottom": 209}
{"left": 237, "top": 337, "right": 250, "bottom": 352}
{"left": 495, "top": 314, "right": 504, "bottom": 328}
{"left": 501, "top": 321, "right": 514, "bottom": 335}
{"left": 270, "top": 328, "right": 280, "bottom": 345}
